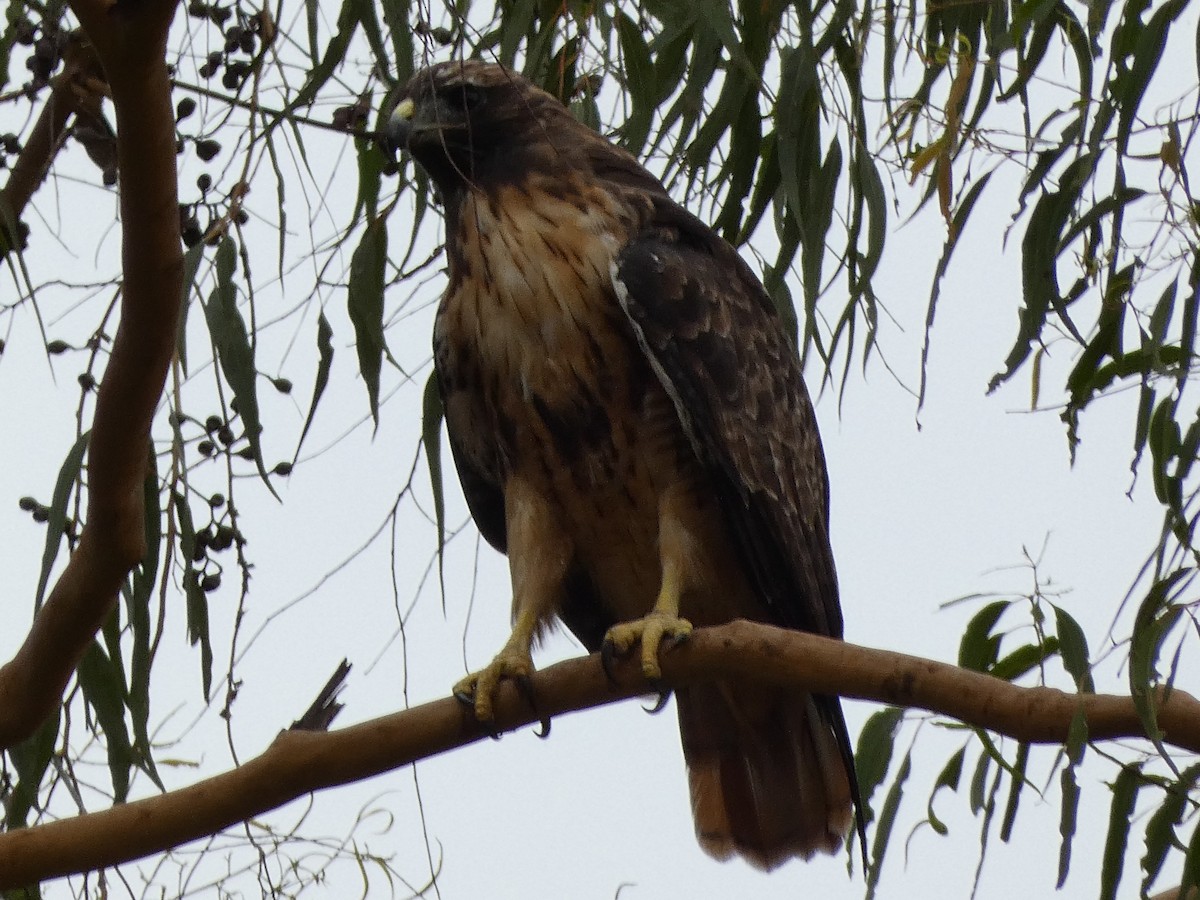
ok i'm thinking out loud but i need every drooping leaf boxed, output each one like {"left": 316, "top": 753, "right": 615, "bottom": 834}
{"left": 127, "top": 449, "right": 162, "bottom": 789}
{"left": 202, "top": 235, "right": 275, "bottom": 495}
{"left": 348, "top": 217, "right": 389, "bottom": 427}
{"left": 183, "top": 565, "right": 213, "bottom": 700}
{"left": 854, "top": 705, "right": 906, "bottom": 826}
{"left": 866, "top": 747, "right": 912, "bottom": 900}
{"left": 295, "top": 311, "right": 334, "bottom": 460}
{"left": 6, "top": 708, "right": 59, "bottom": 828}
{"left": 957, "top": 599, "right": 1009, "bottom": 672}
{"left": 999, "top": 742, "right": 1029, "bottom": 842}
{"left": 77, "top": 638, "right": 133, "bottom": 802}
{"left": 422, "top": 370, "right": 446, "bottom": 610}
{"left": 1142, "top": 762, "right": 1200, "bottom": 895}
{"left": 1052, "top": 604, "right": 1095, "bottom": 692}
{"left": 177, "top": 240, "right": 206, "bottom": 376}
{"left": 1057, "top": 707, "right": 1088, "bottom": 888}
{"left": 1099, "top": 764, "right": 1142, "bottom": 900}
{"left": 925, "top": 745, "right": 966, "bottom": 836}
{"left": 34, "top": 430, "right": 90, "bottom": 608}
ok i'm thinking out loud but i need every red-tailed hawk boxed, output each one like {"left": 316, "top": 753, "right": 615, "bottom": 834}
{"left": 388, "top": 60, "right": 862, "bottom": 870}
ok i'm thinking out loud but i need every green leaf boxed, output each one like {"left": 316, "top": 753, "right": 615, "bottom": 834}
{"left": 127, "top": 450, "right": 162, "bottom": 789}
{"left": 183, "top": 565, "right": 213, "bottom": 700}
{"left": 1115, "top": 0, "right": 1187, "bottom": 155}
{"left": 295, "top": 312, "right": 334, "bottom": 460}
{"left": 352, "top": 131, "right": 384, "bottom": 225}
{"left": 348, "top": 218, "right": 389, "bottom": 427}
{"left": 1142, "top": 762, "right": 1200, "bottom": 895}
{"left": 854, "top": 706, "right": 906, "bottom": 825}
{"left": 175, "top": 492, "right": 212, "bottom": 699}
{"left": 866, "top": 747, "right": 911, "bottom": 900}
{"left": 969, "top": 744, "right": 990, "bottom": 814}
{"left": 1052, "top": 604, "right": 1095, "bottom": 692}
{"left": 1130, "top": 570, "right": 1190, "bottom": 763}
{"left": 1057, "top": 707, "right": 1088, "bottom": 888}
{"left": 925, "top": 745, "right": 966, "bottom": 836}
{"left": 6, "top": 708, "right": 59, "bottom": 828}
{"left": 177, "top": 240, "right": 206, "bottom": 376}
{"left": 990, "top": 154, "right": 1096, "bottom": 394}
{"left": 78, "top": 638, "right": 133, "bottom": 802}
{"left": 999, "top": 742, "right": 1029, "bottom": 842}
{"left": 1183, "top": 810, "right": 1200, "bottom": 896}
{"left": 422, "top": 370, "right": 446, "bottom": 611}
{"left": 290, "top": 0, "right": 359, "bottom": 111}
{"left": 35, "top": 430, "right": 90, "bottom": 609}
{"left": 989, "top": 638, "right": 1059, "bottom": 681}
{"left": 202, "top": 236, "right": 275, "bottom": 495}
{"left": 616, "top": 10, "right": 655, "bottom": 155}
{"left": 1099, "top": 764, "right": 1142, "bottom": 900}
{"left": 957, "top": 599, "right": 1008, "bottom": 672}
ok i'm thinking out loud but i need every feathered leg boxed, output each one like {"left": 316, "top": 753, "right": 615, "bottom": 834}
{"left": 454, "top": 474, "right": 571, "bottom": 723}
{"left": 603, "top": 479, "right": 696, "bottom": 678}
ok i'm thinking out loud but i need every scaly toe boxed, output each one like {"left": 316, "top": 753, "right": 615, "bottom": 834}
{"left": 452, "top": 650, "right": 535, "bottom": 727}
{"left": 604, "top": 613, "right": 693, "bottom": 681}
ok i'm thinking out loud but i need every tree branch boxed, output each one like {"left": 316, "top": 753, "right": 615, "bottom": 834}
{"left": 0, "top": 0, "right": 183, "bottom": 747}
{"left": 0, "top": 620, "right": 1195, "bottom": 889}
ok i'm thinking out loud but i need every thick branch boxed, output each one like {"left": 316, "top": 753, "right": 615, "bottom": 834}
{"left": 0, "top": 621, "right": 1196, "bottom": 888}
{"left": 0, "top": 0, "right": 182, "bottom": 747}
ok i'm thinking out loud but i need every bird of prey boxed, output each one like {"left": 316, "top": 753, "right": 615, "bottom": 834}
{"left": 388, "top": 59, "right": 862, "bottom": 870}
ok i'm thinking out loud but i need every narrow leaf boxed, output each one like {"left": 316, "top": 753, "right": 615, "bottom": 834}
{"left": 35, "top": 430, "right": 90, "bottom": 608}
{"left": 295, "top": 312, "right": 334, "bottom": 459}
{"left": 78, "top": 638, "right": 133, "bottom": 802}
{"left": 202, "top": 236, "right": 275, "bottom": 495}
{"left": 348, "top": 218, "right": 388, "bottom": 427}
{"left": 866, "top": 748, "right": 912, "bottom": 900}
{"left": 422, "top": 370, "right": 447, "bottom": 610}
{"left": 1100, "top": 764, "right": 1142, "bottom": 900}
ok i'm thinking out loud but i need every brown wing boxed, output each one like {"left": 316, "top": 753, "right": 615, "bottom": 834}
{"left": 611, "top": 200, "right": 865, "bottom": 855}
{"left": 612, "top": 201, "right": 841, "bottom": 639}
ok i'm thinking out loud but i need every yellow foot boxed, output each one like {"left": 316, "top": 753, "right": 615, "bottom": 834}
{"left": 453, "top": 648, "right": 535, "bottom": 724}
{"left": 603, "top": 612, "right": 693, "bottom": 680}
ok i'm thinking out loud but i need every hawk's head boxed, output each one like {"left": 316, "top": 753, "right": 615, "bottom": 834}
{"left": 387, "top": 61, "right": 576, "bottom": 197}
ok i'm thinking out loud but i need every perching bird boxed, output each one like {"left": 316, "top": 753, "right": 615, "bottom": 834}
{"left": 387, "top": 59, "right": 862, "bottom": 870}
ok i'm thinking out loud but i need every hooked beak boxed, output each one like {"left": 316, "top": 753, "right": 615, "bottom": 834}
{"left": 384, "top": 97, "right": 416, "bottom": 155}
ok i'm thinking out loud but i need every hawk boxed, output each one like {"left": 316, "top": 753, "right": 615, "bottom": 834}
{"left": 388, "top": 60, "right": 862, "bottom": 869}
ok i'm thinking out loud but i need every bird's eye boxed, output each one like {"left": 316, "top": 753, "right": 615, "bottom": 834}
{"left": 445, "top": 84, "right": 484, "bottom": 111}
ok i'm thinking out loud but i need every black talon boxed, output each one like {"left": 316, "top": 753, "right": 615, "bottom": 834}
{"left": 514, "top": 673, "right": 552, "bottom": 738}
{"left": 453, "top": 687, "right": 476, "bottom": 707}
{"left": 643, "top": 684, "right": 672, "bottom": 715}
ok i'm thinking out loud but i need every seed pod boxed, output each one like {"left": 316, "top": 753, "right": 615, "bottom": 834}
{"left": 196, "top": 138, "right": 221, "bottom": 161}
{"left": 176, "top": 97, "right": 197, "bottom": 121}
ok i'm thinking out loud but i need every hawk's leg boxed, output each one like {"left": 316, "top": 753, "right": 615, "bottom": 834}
{"left": 453, "top": 475, "right": 571, "bottom": 725}
{"left": 604, "top": 481, "right": 695, "bottom": 680}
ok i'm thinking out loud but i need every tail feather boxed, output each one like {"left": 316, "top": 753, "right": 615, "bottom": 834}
{"left": 677, "top": 681, "right": 853, "bottom": 870}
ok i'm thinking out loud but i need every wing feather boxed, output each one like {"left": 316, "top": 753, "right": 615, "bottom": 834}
{"left": 612, "top": 201, "right": 841, "bottom": 639}
{"left": 612, "top": 199, "right": 865, "bottom": 855}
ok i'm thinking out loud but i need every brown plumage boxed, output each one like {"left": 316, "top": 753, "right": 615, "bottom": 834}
{"left": 388, "top": 59, "right": 862, "bottom": 870}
